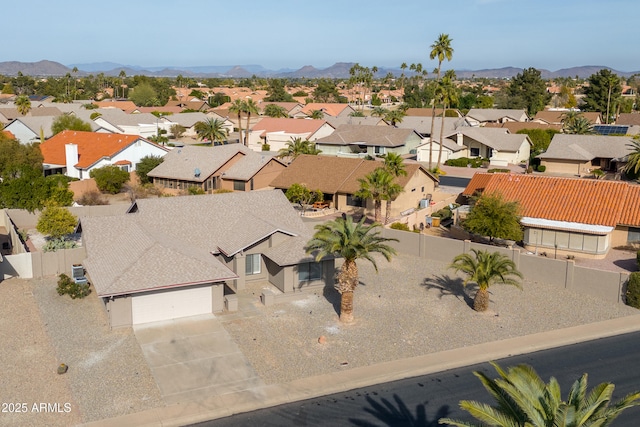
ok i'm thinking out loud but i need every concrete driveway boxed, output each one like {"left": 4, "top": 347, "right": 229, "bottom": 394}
{"left": 134, "top": 314, "right": 265, "bottom": 405}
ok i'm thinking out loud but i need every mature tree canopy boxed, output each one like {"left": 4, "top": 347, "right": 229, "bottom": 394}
{"left": 501, "top": 67, "right": 551, "bottom": 116}
{"left": 0, "top": 135, "right": 43, "bottom": 180}
{"left": 284, "top": 183, "right": 323, "bottom": 208}
{"left": 582, "top": 69, "right": 622, "bottom": 123}
{"left": 516, "top": 128, "right": 559, "bottom": 160}
{"left": 51, "top": 115, "right": 92, "bottom": 135}
{"left": 312, "top": 79, "right": 343, "bottom": 103}
{"left": 263, "top": 79, "right": 294, "bottom": 102}
{"left": 135, "top": 155, "right": 164, "bottom": 185}
{"left": 129, "top": 82, "right": 159, "bottom": 107}
{"left": 463, "top": 191, "right": 523, "bottom": 242}
{"left": 0, "top": 168, "right": 73, "bottom": 212}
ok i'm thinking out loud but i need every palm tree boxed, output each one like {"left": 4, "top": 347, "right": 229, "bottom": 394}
{"left": 263, "top": 104, "right": 289, "bottom": 118}
{"left": 436, "top": 72, "right": 459, "bottom": 168}
{"left": 309, "top": 109, "right": 324, "bottom": 119}
{"left": 243, "top": 99, "right": 259, "bottom": 146}
{"left": 194, "top": 118, "right": 228, "bottom": 145}
{"left": 356, "top": 168, "right": 394, "bottom": 223}
{"left": 624, "top": 138, "right": 640, "bottom": 176}
{"left": 384, "top": 109, "right": 405, "bottom": 127}
{"left": 277, "top": 137, "right": 321, "bottom": 160}
{"left": 400, "top": 62, "right": 408, "bottom": 90}
{"left": 371, "top": 106, "right": 389, "bottom": 118}
{"left": 15, "top": 95, "right": 31, "bottom": 115}
{"left": 72, "top": 67, "right": 79, "bottom": 100}
{"left": 562, "top": 111, "right": 593, "bottom": 134}
{"left": 440, "top": 361, "right": 640, "bottom": 427}
{"left": 448, "top": 249, "right": 523, "bottom": 312}
{"left": 382, "top": 153, "right": 406, "bottom": 224}
{"left": 428, "top": 33, "right": 454, "bottom": 170}
{"left": 305, "top": 216, "right": 397, "bottom": 323}
{"left": 228, "top": 99, "right": 246, "bottom": 145}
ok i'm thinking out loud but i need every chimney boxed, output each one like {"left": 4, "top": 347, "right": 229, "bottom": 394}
{"left": 65, "top": 143, "right": 80, "bottom": 179}
{"left": 456, "top": 133, "right": 463, "bottom": 146}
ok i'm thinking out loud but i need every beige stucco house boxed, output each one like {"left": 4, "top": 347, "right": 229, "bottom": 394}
{"left": 81, "top": 190, "right": 335, "bottom": 328}
{"left": 270, "top": 155, "right": 438, "bottom": 219}
{"left": 314, "top": 124, "right": 423, "bottom": 158}
{"left": 247, "top": 117, "right": 335, "bottom": 152}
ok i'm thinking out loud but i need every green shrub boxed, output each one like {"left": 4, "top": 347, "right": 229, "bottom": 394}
{"left": 76, "top": 190, "right": 108, "bottom": 206}
{"left": 43, "top": 237, "right": 77, "bottom": 253}
{"left": 262, "top": 144, "right": 270, "bottom": 151}
{"left": 56, "top": 273, "right": 91, "bottom": 299}
{"left": 488, "top": 168, "right": 510, "bottom": 173}
{"left": 637, "top": 250, "right": 640, "bottom": 269}
{"left": 90, "top": 165, "right": 130, "bottom": 194}
{"left": 444, "top": 157, "right": 485, "bottom": 168}
{"left": 626, "top": 272, "right": 640, "bottom": 309}
{"left": 187, "top": 186, "right": 205, "bottom": 195}
{"left": 537, "top": 165, "right": 546, "bottom": 172}
{"left": 390, "top": 222, "right": 411, "bottom": 231}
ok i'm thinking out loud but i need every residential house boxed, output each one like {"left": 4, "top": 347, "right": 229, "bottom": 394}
{"left": 293, "top": 103, "right": 356, "bottom": 119}
{"left": 532, "top": 110, "right": 602, "bottom": 126}
{"left": 80, "top": 190, "right": 335, "bottom": 327}
{"left": 466, "top": 108, "right": 529, "bottom": 126}
{"left": 314, "top": 124, "right": 423, "bottom": 158}
{"left": 40, "top": 130, "right": 169, "bottom": 180}
{"left": 404, "top": 108, "right": 463, "bottom": 118}
{"left": 484, "top": 121, "right": 562, "bottom": 134}
{"left": 92, "top": 110, "right": 163, "bottom": 138}
{"left": 161, "top": 112, "right": 233, "bottom": 140}
{"left": 462, "top": 173, "right": 640, "bottom": 258}
{"left": 538, "top": 134, "right": 634, "bottom": 176}
{"left": 616, "top": 113, "right": 640, "bottom": 127}
{"left": 248, "top": 118, "right": 335, "bottom": 152}
{"left": 325, "top": 116, "right": 389, "bottom": 128}
{"left": 164, "top": 99, "right": 210, "bottom": 111}
{"left": 4, "top": 116, "right": 100, "bottom": 144}
{"left": 431, "top": 127, "right": 532, "bottom": 167}
{"left": 93, "top": 100, "right": 139, "bottom": 113}
{"left": 270, "top": 155, "right": 438, "bottom": 219}
{"left": 148, "top": 144, "right": 286, "bottom": 193}
{"left": 260, "top": 102, "right": 304, "bottom": 117}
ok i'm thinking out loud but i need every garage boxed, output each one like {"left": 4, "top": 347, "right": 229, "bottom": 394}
{"left": 131, "top": 285, "right": 212, "bottom": 325}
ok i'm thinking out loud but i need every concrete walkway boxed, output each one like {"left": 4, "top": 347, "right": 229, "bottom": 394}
{"left": 133, "top": 315, "right": 264, "bottom": 406}
{"left": 84, "top": 312, "right": 640, "bottom": 427}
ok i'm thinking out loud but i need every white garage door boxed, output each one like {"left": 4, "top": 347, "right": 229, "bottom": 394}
{"left": 132, "top": 286, "right": 212, "bottom": 325}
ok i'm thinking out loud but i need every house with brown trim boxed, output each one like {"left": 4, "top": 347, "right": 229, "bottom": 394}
{"left": 80, "top": 190, "right": 335, "bottom": 327}
{"left": 538, "top": 134, "right": 634, "bottom": 176}
{"left": 270, "top": 155, "right": 438, "bottom": 219}
{"left": 314, "top": 124, "right": 423, "bottom": 158}
{"left": 462, "top": 173, "right": 640, "bottom": 258}
{"left": 148, "top": 144, "right": 286, "bottom": 193}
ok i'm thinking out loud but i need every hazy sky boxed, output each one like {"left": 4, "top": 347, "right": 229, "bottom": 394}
{"left": 7, "top": 0, "right": 639, "bottom": 72}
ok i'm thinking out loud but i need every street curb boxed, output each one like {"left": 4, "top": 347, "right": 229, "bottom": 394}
{"left": 81, "top": 313, "right": 640, "bottom": 427}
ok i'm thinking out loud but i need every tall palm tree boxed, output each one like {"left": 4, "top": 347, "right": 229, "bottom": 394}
{"left": 436, "top": 72, "right": 459, "bottom": 168}
{"left": 228, "top": 99, "right": 246, "bottom": 145}
{"left": 624, "top": 138, "right": 640, "bottom": 176}
{"left": 356, "top": 168, "right": 395, "bottom": 224}
{"left": 277, "top": 137, "right": 320, "bottom": 160}
{"left": 243, "top": 99, "right": 259, "bottom": 146}
{"left": 448, "top": 249, "right": 523, "bottom": 312}
{"left": 428, "top": 33, "right": 454, "bottom": 170}
{"left": 15, "top": 95, "right": 31, "bottom": 115}
{"left": 194, "top": 118, "right": 228, "bottom": 145}
{"left": 382, "top": 153, "right": 406, "bottom": 224}
{"left": 440, "top": 361, "right": 640, "bottom": 427}
{"left": 305, "top": 216, "right": 397, "bottom": 323}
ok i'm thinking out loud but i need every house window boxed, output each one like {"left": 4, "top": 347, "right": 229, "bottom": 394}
{"left": 298, "top": 262, "right": 322, "bottom": 282}
{"left": 234, "top": 180, "right": 246, "bottom": 191}
{"left": 119, "top": 165, "right": 129, "bottom": 172}
{"left": 629, "top": 227, "right": 640, "bottom": 243}
{"left": 374, "top": 146, "right": 386, "bottom": 155}
{"left": 346, "top": 194, "right": 364, "bottom": 207}
{"left": 245, "top": 253, "right": 261, "bottom": 275}
{"left": 470, "top": 147, "right": 480, "bottom": 157}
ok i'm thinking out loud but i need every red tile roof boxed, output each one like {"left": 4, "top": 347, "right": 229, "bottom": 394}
{"left": 40, "top": 131, "right": 148, "bottom": 169}
{"left": 463, "top": 173, "right": 640, "bottom": 227}
{"left": 251, "top": 118, "right": 329, "bottom": 137}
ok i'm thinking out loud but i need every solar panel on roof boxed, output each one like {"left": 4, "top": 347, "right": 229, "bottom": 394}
{"left": 593, "top": 125, "right": 629, "bottom": 135}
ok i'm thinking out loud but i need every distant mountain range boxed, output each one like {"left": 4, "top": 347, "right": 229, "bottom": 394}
{"left": 1, "top": 60, "right": 638, "bottom": 79}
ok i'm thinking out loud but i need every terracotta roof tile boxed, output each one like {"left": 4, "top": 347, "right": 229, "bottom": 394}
{"left": 300, "top": 103, "right": 351, "bottom": 117}
{"left": 464, "top": 173, "right": 639, "bottom": 227}
{"left": 251, "top": 118, "right": 329, "bottom": 137}
{"left": 40, "top": 130, "right": 161, "bottom": 169}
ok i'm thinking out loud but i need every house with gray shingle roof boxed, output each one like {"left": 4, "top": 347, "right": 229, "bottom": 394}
{"left": 81, "top": 190, "right": 334, "bottom": 327}
{"left": 466, "top": 108, "right": 529, "bottom": 125}
{"left": 538, "top": 134, "right": 635, "bottom": 176}
{"left": 148, "top": 144, "right": 286, "bottom": 193}
{"left": 314, "top": 124, "right": 422, "bottom": 158}
{"left": 4, "top": 115, "right": 99, "bottom": 144}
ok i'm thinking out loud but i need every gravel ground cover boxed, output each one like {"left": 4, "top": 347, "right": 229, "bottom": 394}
{"left": 28, "top": 277, "right": 163, "bottom": 424}
{"left": 222, "top": 253, "right": 639, "bottom": 385}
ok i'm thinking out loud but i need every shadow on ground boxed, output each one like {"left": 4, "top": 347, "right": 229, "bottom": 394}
{"left": 614, "top": 258, "right": 639, "bottom": 272}
{"left": 322, "top": 281, "right": 366, "bottom": 316}
{"left": 349, "top": 394, "right": 450, "bottom": 427}
{"left": 421, "top": 274, "right": 475, "bottom": 309}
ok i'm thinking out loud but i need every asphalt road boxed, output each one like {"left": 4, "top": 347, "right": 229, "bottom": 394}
{"left": 198, "top": 331, "right": 640, "bottom": 426}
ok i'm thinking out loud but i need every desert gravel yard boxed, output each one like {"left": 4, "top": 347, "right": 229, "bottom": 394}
{"left": 1, "top": 276, "right": 164, "bottom": 426}
{"left": 222, "top": 253, "right": 640, "bottom": 385}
